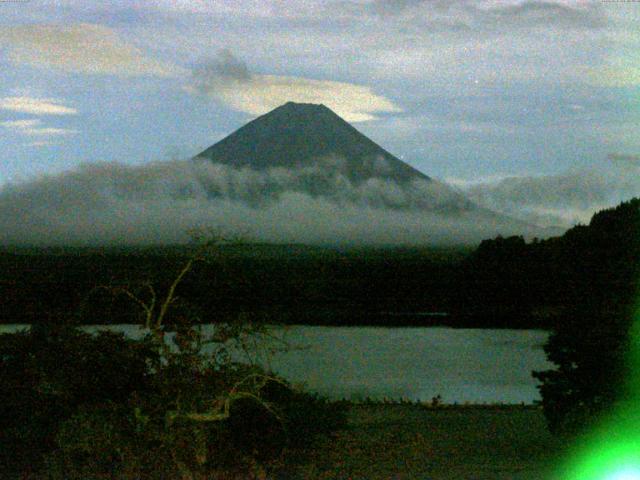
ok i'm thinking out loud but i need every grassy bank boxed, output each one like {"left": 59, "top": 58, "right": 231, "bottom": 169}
{"left": 281, "top": 403, "right": 564, "bottom": 480}
{"left": 0, "top": 402, "right": 582, "bottom": 479}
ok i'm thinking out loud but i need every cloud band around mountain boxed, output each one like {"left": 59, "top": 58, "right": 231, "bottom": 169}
{"left": 453, "top": 167, "right": 640, "bottom": 228}
{"left": 0, "top": 158, "right": 530, "bottom": 246}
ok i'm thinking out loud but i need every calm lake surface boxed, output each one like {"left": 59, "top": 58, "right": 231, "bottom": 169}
{"left": 0, "top": 325, "right": 551, "bottom": 404}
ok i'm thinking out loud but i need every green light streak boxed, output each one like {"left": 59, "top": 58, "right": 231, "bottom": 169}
{"left": 557, "top": 306, "right": 640, "bottom": 479}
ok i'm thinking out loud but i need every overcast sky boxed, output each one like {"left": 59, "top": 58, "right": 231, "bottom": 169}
{"left": 0, "top": 1, "right": 638, "bottom": 192}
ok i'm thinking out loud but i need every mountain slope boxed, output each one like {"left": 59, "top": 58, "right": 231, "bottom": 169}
{"left": 193, "top": 101, "right": 482, "bottom": 213}
{"left": 190, "top": 101, "right": 559, "bottom": 240}
{"left": 196, "top": 101, "right": 428, "bottom": 184}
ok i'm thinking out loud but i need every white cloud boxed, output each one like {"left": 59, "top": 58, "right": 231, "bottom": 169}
{"left": 0, "top": 97, "right": 78, "bottom": 115}
{"left": 454, "top": 166, "right": 640, "bottom": 228}
{"left": 214, "top": 75, "right": 400, "bottom": 122}
{"left": 0, "top": 159, "right": 539, "bottom": 246}
{"left": 0, "top": 119, "right": 41, "bottom": 129}
{"left": 0, "top": 23, "right": 183, "bottom": 77}
{"left": 187, "top": 52, "right": 400, "bottom": 122}
{"left": 1, "top": 118, "right": 77, "bottom": 137}
{"left": 24, "top": 127, "right": 78, "bottom": 137}
{"left": 143, "top": 0, "right": 326, "bottom": 18}
{"left": 25, "top": 141, "right": 55, "bottom": 148}
{"left": 591, "top": 63, "right": 640, "bottom": 87}
{"left": 445, "top": 174, "right": 521, "bottom": 189}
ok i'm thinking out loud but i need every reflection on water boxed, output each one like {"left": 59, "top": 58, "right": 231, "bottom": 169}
{"left": 0, "top": 324, "right": 550, "bottom": 404}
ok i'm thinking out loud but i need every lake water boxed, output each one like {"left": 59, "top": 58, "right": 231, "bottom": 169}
{"left": 0, "top": 324, "right": 551, "bottom": 404}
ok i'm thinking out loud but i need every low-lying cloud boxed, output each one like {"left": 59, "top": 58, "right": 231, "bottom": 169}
{"left": 454, "top": 163, "right": 640, "bottom": 228}
{"left": 0, "top": 158, "right": 535, "bottom": 247}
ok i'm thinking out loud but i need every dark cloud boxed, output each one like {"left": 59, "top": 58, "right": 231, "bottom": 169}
{"left": 368, "top": 0, "right": 452, "bottom": 16}
{"left": 189, "top": 49, "right": 252, "bottom": 95}
{"left": 354, "top": 0, "right": 605, "bottom": 31}
{"left": 608, "top": 153, "right": 640, "bottom": 165}
{"left": 487, "top": 1, "right": 606, "bottom": 29}
{"left": 210, "top": 49, "right": 252, "bottom": 80}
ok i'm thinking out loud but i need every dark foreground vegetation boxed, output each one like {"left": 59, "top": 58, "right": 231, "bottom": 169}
{"left": 0, "top": 240, "right": 351, "bottom": 478}
{"left": 2, "top": 204, "right": 638, "bottom": 332}
{"left": 531, "top": 198, "right": 640, "bottom": 435}
{"left": 0, "top": 321, "right": 347, "bottom": 478}
{"left": 0, "top": 243, "right": 479, "bottom": 327}
{"left": 1, "top": 198, "right": 638, "bottom": 477}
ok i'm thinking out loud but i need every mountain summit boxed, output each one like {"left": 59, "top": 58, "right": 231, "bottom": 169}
{"left": 192, "top": 102, "right": 542, "bottom": 222}
{"left": 196, "top": 101, "right": 429, "bottom": 184}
